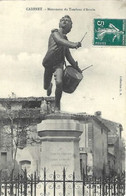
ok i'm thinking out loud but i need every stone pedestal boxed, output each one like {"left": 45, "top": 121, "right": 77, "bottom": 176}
{"left": 37, "top": 113, "right": 83, "bottom": 180}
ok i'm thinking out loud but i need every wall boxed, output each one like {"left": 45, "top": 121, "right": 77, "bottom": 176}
{"left": 108, "top": 145, "right": 114, "bottom": 155}
{"left": 16, "top": 144, "right": 40, "bottom": 175}
{"left": 0, "top": 120, "right": 41, "bottom": 175}
{"left": 108, "top": 125, "right": 123, "bottom": 174}
{"left": 108, "top": 153, "right": 115, "bottom": 175}
{"left": 79, "top": 123, "right": 88, "bottom": 152}
{"left": 79, "top": 122, "right": 94, "bottom": 175}
{"left": 93, "top": 121, "right": 108, "bottom": 177}
{"left": 16, "top": 124, "right": 41, "bottom": 175}
{"left": 0, "top": 125, "right": 13, "bottom": 173}
{"left": 80, "top": 153, "right": 87, "bottom": 176}
{"left": 79, "top": 122, "right": 93, "bottom": 153}
{"left": 114, "top": 138, "right": 122, "bottom": 174}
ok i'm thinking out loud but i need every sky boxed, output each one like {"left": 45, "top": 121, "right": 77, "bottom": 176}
{"left": 0, "top": 1, "right": 126, "bottom": 137}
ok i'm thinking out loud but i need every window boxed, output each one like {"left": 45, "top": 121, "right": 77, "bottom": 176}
{"left": 80, "top": 158, "right": 83, "bottom": 178}
{"left": 1, "top": 152, "right": 7, "bottom": 169}
{"left": 19, "top": 160, "right": 31, "bottom": 173}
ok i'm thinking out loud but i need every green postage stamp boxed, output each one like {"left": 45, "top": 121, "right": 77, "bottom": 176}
{"left": 94, "top": 19, "right": 126, "bottom": 46}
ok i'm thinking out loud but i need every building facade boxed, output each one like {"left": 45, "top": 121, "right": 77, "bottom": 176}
{"left": 78, "top": 114, "right": 109, "bottom": 177}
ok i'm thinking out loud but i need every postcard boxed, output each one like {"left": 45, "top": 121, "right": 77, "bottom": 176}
{"left": 0, "top": 1, "right": 125, "bottom": 195}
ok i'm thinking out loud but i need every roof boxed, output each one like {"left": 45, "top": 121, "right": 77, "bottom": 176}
{"left": 100, "top": 118, "right": 122, "bottom": 131}
{"left": 0, "top": 96, "right": 55, "bottom": 103}
{"left": 0, "top": 109, "right": 46, "bottom": 119}
{"left": 90, "top": 116, "right": 110, "bottom": 132}
{"left": 0, "top": 97, "right": 122, "bottom": 133}
{"left": 69, "top": 113, "right": 110, "bottom": 132}
{"left": 94, "top": 117, "right": 123, "bottom": 144}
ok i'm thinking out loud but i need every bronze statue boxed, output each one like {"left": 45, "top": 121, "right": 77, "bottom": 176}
{"left": 42, "top": 15, "right": 82, "bottom": 112}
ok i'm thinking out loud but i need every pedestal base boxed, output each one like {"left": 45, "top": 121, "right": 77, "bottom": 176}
{"left": 37, "top": 113, "right": 83, "bottom": 180}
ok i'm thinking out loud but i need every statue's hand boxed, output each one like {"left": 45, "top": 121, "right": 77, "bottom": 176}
{"left": 74, "top": 42, "right": 82, "bottom": 49}
{"left": 73, "top": 61, "right": 82, "bottom": 73}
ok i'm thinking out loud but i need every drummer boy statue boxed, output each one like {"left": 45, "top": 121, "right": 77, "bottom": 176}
{"left": 42, "top": 15, "right": 82, "bottom": 112}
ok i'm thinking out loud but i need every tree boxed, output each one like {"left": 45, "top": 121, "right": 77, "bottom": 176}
{"left": 0, "top": 113, "right": 42, "bottom": 196}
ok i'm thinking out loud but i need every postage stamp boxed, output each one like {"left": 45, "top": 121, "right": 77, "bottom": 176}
{"left": 94, "top": 19, "right": 126, "bottom": 46}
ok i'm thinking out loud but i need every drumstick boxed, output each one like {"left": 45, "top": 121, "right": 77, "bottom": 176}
{"left": 81, "top": 65, "right": 93, "bottom": 72}
{"left": 80, "top": 32, "right": 87, "bottom": 43}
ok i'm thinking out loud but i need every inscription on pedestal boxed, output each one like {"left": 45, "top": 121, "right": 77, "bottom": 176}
{"left": 49, "top": 152, "right": 73, "bottom": 167}
{"left": 41, "top": 142, "right": 74, "bottom": 173}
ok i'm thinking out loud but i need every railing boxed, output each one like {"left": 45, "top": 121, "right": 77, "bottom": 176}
{"left": 0, "top": 169, "right": 125, "bottom": 196}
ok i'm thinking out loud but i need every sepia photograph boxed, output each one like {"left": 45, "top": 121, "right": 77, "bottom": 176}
{"left": 0, "top": 1, "right": 125, "bottom": 195}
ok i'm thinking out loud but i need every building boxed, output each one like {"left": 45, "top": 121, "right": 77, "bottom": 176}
{"left": 0, "top": 96, "right": 54, "bottom": 176}
{"left": 0, "top": 124, "right": 13, "bottom": 173}
{"left": 0, "top": 97, "right": 124, "bottom": 177}
{"left": 76, "top": 113, "right": 109, "bottom": 177}
{"left": 71, "top": 111, "right": 124, "bottom": 177}
{"left": 99, "top": 117, "right": 124, "bottom": 175}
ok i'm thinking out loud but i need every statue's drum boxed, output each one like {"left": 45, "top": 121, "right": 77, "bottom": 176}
{"left": 63, "top": 66, "right": 83, "bottom": 93}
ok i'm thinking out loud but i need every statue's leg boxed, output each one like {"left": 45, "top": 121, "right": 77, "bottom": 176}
{"left": 44, "top": 68, "right": 53, "bottom": 96}
{"left": 54, "top": 67, "right": 63, "bottom": 111}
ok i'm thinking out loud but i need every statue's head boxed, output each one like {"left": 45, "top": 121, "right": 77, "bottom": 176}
{"left": 59, "top": 15, "right": 72, "bottom": 34}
